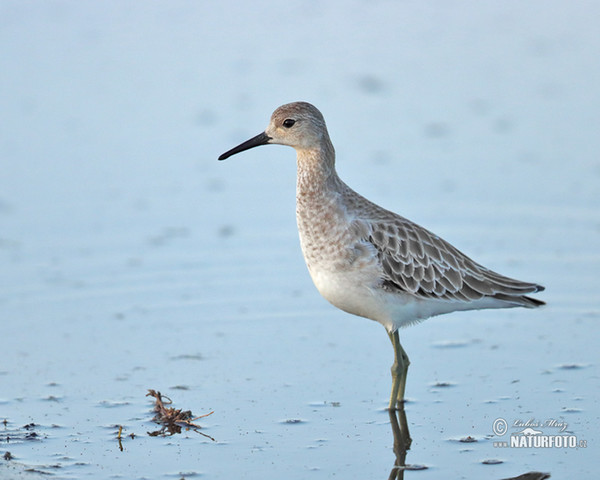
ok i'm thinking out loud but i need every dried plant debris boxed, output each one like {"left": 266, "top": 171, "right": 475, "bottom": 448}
{"left": 146, "top": 390, "right": 214, "bottom": 440}
{"left": 115, "top": 425, "right": 137, "bottom": 452}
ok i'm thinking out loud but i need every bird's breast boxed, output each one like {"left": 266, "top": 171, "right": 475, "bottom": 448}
{"left": 296, "top": 194, "right": 386, "bottom": 318}
{"left": 296, "top": 193, "right": 362, "bottom": 272}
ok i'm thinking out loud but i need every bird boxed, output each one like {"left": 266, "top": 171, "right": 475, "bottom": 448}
{"left": 218, "top": 101, "right": 544, "bottom": 410}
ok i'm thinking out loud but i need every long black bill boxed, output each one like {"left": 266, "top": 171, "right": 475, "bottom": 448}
{"left": 218, "top": 131, "right": 272, "bottom": 160}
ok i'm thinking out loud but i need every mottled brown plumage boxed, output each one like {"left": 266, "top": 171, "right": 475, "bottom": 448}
{"left": 219, "top": 101, "right": 545, "bottom": 408}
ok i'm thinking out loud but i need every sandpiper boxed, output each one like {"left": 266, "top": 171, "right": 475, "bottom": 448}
{"left": 218, "top": 102, "right": 544, "bottom": 410}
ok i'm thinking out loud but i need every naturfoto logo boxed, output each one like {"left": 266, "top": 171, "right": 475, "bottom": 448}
{"left": 492, "top": 418, "right": 587, "bottom": 449}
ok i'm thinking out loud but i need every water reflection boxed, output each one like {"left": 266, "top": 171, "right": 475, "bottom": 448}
{"left": 388, "top": 407, "right": 418, "bottom": 479}
{"left": 386, "top": 408, "right": 551, "bottom": 479}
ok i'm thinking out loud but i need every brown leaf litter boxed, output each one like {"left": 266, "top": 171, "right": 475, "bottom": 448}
{"left": 146, "top": 389, "right": 214, "bottom": 440}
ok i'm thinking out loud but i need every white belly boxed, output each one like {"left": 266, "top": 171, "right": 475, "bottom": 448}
{"left": 305, "top": 259, "right": 477, "bottom": 332}
{"left": 307, "top": 262, "right": 393, "bottom": 324}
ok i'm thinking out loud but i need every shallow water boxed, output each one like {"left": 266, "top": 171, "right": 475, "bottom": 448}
{"left": 1, "top": 1, "right": 598, "bottom": 479}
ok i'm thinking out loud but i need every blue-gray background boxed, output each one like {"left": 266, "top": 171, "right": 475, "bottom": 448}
{"left": 1, "top": 2, "right": 598, "bottom": 478}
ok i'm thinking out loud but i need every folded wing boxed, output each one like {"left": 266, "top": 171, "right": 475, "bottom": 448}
{"left": 364, "top": 218, "right": 545, "bottom": 308}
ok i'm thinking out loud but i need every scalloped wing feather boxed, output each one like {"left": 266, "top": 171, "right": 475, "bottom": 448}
{"left": 363, "top": 218, "right": 544, "bottom": 307}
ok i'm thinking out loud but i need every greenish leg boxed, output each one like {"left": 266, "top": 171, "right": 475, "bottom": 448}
{"left": 388, "top": 330, "right": 410, "bottom": 410}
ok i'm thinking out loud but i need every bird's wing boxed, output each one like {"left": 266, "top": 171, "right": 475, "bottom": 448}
{"left": 361, "top": 217, "right": 544, "bottom": 305}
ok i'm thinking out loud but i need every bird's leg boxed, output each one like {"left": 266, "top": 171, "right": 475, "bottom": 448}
{"left": 388, "top": 330, "right": 410, "bottom": 410}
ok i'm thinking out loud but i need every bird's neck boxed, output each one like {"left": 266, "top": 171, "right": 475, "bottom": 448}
{"left": 295, "top": 136, "right": 338, "bottom": 199}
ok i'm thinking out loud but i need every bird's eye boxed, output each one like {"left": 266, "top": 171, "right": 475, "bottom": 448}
{"left": 282, "top": 118, "right": 296, "bottom": 128}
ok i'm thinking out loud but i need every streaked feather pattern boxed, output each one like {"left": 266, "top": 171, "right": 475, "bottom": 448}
{"left": 219, "top": 101, "right": 545, "bottom": 405}
{"left": 361, "top": 215, "right": 544, "bottom": 307}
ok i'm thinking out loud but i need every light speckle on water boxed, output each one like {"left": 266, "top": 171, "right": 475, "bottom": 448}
{"left": 457, "top": 436, "right": 479, "bottom": 443}
{"left": 430, "top": 381, "right": 455, "bottom": 388}
{"left": 483, "top": 458, "right": 504, "bottom": 465}
{"left": 558, "top": 363, "right": 588, "bottom": 370}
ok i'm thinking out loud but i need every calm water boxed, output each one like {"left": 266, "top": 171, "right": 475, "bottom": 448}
{"left": 1, "top": 2, "right": 598, "bottom": 478}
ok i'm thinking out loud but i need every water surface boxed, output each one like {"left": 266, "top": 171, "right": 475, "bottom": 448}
{"left": 1, "top": 2, "right": 598, "bottom": 478}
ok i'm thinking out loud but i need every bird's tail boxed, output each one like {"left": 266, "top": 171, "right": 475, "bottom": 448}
{"left": 492, "top": 286, "right": 545, "bottom": 308}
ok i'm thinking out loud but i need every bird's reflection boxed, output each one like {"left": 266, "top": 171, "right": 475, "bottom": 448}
{"left": 385, "top": 407, "right": 550, "bottom": 480}
{"left": 388, "top": 406, "right": 413, "bottom": 479}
